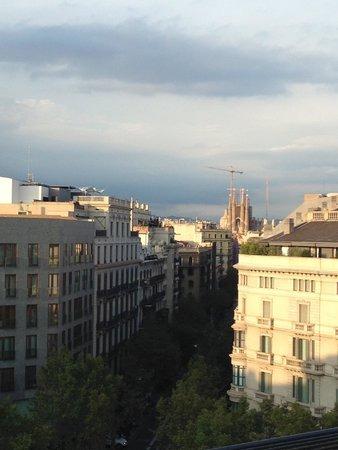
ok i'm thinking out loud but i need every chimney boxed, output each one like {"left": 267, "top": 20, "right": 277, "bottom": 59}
{"left": 283, "top": 218, "right": 294, "bottom": 235}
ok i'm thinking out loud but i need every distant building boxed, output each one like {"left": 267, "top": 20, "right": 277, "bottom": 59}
{"left": 163, "top": 219, "right": 232, "bottom": 286}
{"left": 134, "top": 225, "right": 179, "bottom": 320}
{"left": 177, "top": 243, "right": 213, "bottom": 300}
{"left": 220, "top": 188, "right": 251, "bottom": 236}
{"left": 229, "top": 218, "right": 338, "bottom": 416}
{"left": 0, "top": 214, "right": 94, "bottom": 400}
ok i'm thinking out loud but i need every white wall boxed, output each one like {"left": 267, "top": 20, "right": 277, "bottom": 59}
{"left": 0, "top": 177, "right": 20, "bottom": 203}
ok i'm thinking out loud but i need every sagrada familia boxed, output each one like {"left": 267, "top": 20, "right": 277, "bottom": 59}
{"left": 220, "top": 188, "right": 252, "bottom": 235}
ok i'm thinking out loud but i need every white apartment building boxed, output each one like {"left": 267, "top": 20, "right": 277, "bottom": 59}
{"left": 0, "top": 215, "right": 95, "bottom": 400}
{"left": 135, "top": 225, "right": 179, "bottom": 320}
{"left": 228, "top": 219, "right": 338, "bottom": 416}
{"left": 75, "top": 196, "right": 142, "bottom": 371}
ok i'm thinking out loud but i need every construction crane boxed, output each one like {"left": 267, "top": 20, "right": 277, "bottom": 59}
{"left": 206, "top": 166, "right": 244, "bottom": 192}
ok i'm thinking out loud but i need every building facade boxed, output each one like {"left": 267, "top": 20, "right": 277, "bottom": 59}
{"left": 0, "top": 215, "right": 94, "bottom": 400}
{"left": 178, "top": 243, "right": 213, "bottom": 300}
{"left": 228, "top": 220, "right": 338, "bottom": 416}
{"left": 75, "top": 195, "right": 142, "bottom": 371}
{"left": 220, "top": 188, "right": 251, "bottom": 236}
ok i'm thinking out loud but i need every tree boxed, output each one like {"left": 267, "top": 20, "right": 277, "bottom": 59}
{"left": 31, "top": 350, "right": 121, "bottom": 450}
{"left": 0, "top": 398, "right": 33, "bottom": 450}
{"left": 320, "top": 403, "right": 338, "bottom": 428}
{"left": 156, "top": 357, "right": 220, "bottom": 450}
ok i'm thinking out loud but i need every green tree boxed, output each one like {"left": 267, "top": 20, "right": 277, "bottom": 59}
{"left": 156, "top": 357, "right": 220, "bottom": 450}
{"left": 320, "top": 403, "right": 338, "bottom": 428}
{"left": 31, "top": 350, "right": 121, "bottom": 450}
{"left": 268, "top": 402, "right": 317, "bottom": 437}
{"left": 0, "top": 398, "right": 33, "bottom": 450}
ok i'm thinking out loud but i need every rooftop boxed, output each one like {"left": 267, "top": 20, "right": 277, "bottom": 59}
{"left": 211, "top": 427, "right": 338, "bottom": 450}
{"left": 267, "top": 221, "right": 338, "bottom": 246}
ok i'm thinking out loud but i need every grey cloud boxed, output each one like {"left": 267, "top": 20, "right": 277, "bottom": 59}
{"left": 0, "top": 22, "right": 335, "bottom": 97}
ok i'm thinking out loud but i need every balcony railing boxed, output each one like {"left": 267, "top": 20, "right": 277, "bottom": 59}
{"left": 48, "top": 258, "right": 59, "bottom": 268}
{"left": 257, "top": 352, "right": 274, "bottom": 364}
{"left": 257, "top": 317, "right": 274, "bottom": 328}
{"left": 284, "top": 356, "right": 303, "bottom": 367}
{"left": 26, "top": 349, "right": 37, "bottom": 359}
{"left": 0, "top": 350, "right": 15, "bottom": 361}
{"left": 302, "top": 362, "right": 325, "bottom": 375}
{"left": 234, "top": 311, "right": 245, "bottom": 322}
{"left": 294, "top": 323, "right": 315, "bottom": 334}
{"left": 5, "top": 288, "right": 16, "bottom": 298}
{"left": 255, "top": 391, "right": 274, "bottom": 401}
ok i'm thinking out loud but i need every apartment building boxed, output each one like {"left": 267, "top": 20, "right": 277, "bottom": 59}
{"left": 0, "top": 215, "right": 94, "bottom": 400}
{"left": 163, "top": 219, "right": 232, "bottom": 286}
{"left": 135, "top": 224, "right": 179, "bottom": 320}
{"left": 178, "top": 243, "right": 213, "bottom": 300}
{"left": 75, "top": 196, "right": 142, "bottom": 371}
{"left": 228, "top": 219, "right": 338, "bottom": 416}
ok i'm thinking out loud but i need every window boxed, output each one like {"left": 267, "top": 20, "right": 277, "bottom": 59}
{"left": 25, "top": 366, "right": 37, "bottom": 390}
{"left": 259, "top": 276, "right": 274, "bottom": 289}
{"left": 26, "top": 335, "right": 37, "bottom": 359}
{"left": 74, "top": 270, "right": 80, "bottom": 292}
{"left": 48, "top": 274, "right": 59, "bottom": 296}
{"left": 103, "top": 246, "right": 107, "bottom": 264}
{"left": 28, "top": 244, "right": 39, "bottom": 266}
{"left": 234, "top": 330, "right": 245, "bottom": 348}
{"left": 74, "top": 297, "right": 83, "bottom": 320}
{"left": 0, "top": 368, "right": 14, "bottom": 392}
{"left": 0, "top": 337, "right": 15, "bottom": 360}
{"left": 49, "top": 244, "right": 59, "bottom": 267}
{"left": 293, "top": 338, "right": 315, "bottom": 360}
{"left": 27, "top": 274, "right": 38, "bottom": 297}
{"left": 5, "top": 274, "right": 16, "bottom": 297}
{"left": 188, "top": 267, "right": 193, "bottom": 276}
{"left": 82, "top": 269, "right": 88, "bottom": 290}
{"left": 47, "top": 334, "right": 58, "bottom": 356}
{"left": 26, "top": 305, "right": 37, "bottom": 328}
{"left": 116, "top": 222, "right": 119, "bottom": 237}
{"left": 292, "top": 376, "right": 314, "bottom": 403}
{"left": 293, "top": 279, "right": 315, "bottom": 292}
{"left": 0, "top": 306, "right": 15, "bottom": 329}
{"left": 73, "top": 324, "right": 82, "bottom": 347}
{"left": 262, "top": 300, "right": 271, "bottom": 319}
{"left": 260, "top": 335, "right": 271, "bottom": 353}
{"left": 188, "top": 280, "right": 194, "bottom": 288}
{"left": 0, "top": 244, "right": 16, "bottom": 267}
{"left": 233, "top": 365, "right": 245, "bottom": 387}
{"left": 48, "top": 304, "right": 59, "bottom": 327}
{"left": 240, "top": 274, "right": 248, "bottom": 286}
{"left": 260, "top": 372, "right": 272, "bottom": 394}
{"left": 62, "top": 273, "right": 67, "bottom": 296}
{"left": 68, "top": 300, "right": 72, "bottom": 322}
{"left": 298, "top": 304, "right": 309, "bottom": 323}
{"left": 68, "top": 272, "right": 73, "bottom": 294}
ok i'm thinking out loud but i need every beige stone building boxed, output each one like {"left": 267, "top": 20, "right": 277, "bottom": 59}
{"left": 228, "top": 219, "right": 338, "bottom": 416}
{"left": 163, "top": 219, "right": 232, "bottom": 285}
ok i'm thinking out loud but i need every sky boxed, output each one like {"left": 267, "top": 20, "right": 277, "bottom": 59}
{"left": 1, "top": 1, "right": 338, "bottom": 220}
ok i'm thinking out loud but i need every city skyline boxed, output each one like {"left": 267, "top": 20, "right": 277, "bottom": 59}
{"left": 1, "top": 1, "right": 338, "bottom": 219}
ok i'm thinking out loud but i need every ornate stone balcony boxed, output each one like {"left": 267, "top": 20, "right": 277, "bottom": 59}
{"left": 256, "top": 351, "right": 274, "bottom": 365}
{"left": 294, "top": 323, "right": 315, "bottom": 335}
{"left": 257, "top": 317, "right": 274, "bottom": 329}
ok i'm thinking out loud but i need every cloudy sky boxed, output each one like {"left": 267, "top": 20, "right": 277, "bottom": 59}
{"left": 1, "top": 0, "right": 338, "bottom": 219}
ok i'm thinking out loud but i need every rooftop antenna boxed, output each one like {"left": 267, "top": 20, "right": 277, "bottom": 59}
{"left": 27, "top": 146, "right": 34, "bottom": 183}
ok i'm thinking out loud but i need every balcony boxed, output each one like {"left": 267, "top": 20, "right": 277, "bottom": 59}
{"left": 284, "top": 356, "right": 303, "bottom": 368}
{"left": 5, "top": 288, "right": 16, "bottom": 298}
{"left": 302, "top": 362, "right": 325, "bottom": 375}
{"left": 257, "top": 317, "right": 274, "bottom": 329}
{"left": 227, "top": 384, "right": 246, "bottom": 400}
{"left": 294, "top": 323, "right": 315, "bottom": 334}
{"left": 255, "top": 391, "right": 274, "bottom": 401}
{"left": 234, "top": 311, "right": 245, "bottom": 322}
{"left": 26, "top": 349, "right": 37, "bottom": 359}
{"left": 256, "top": 352, "right": 274, "bottom": 364}
{"left": 48, "top": 258, "right": 59, "bottom": 268}
{"left": 0, "top": 350, "right": 15, "bottom": 361}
